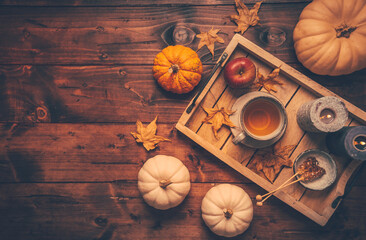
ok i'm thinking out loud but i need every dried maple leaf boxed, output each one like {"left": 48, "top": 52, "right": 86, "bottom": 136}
{"left": 273, "top": 144, "right": 295, "bottom": 164}
{"left": 250, "top": 144, "right": 296, "bottom": 182}
{"left": 230, "top": 0, "right": 263, "bottom": 34}
{"left": 255, "top": 67, "right": 283, "bottom": 93}
{"left": 197, "top": 27, "right": 225, "bottom": 59}
{"left": 202, "top": 107, "right": 236, "bottom": 138}
{"left": 131, "top": 115, "right": 170, "bottom": 151}
{"left": 263, "top": 167, "right": 276, "bottom": 183}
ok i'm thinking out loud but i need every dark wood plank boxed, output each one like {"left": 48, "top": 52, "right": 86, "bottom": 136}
{"left": 0, "top": 65, "right": 212, "bottom": 123}
{"left": 0, "top": 0, "right": 312, "bottom": 6}
{"left": 1, "top": 65, "right": 364, "bottom": 123}
{"left": 0, "top": 182, "right": 365, "bottom": 240}
{"left": 0, "top": 123, "right": 250, "bottom": 183}
{"left": 2, "top": 122, "right": 365, "bottom": 194}
{"left": 0, "top": 4, "right": 305, "bottom": 65}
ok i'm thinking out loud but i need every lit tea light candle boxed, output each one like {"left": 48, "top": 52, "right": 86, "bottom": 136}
{"left": 319, "top": 108, "right": 335, "bottom": 124}
{"left": 326, "top": 126, "right": 366, "bottom": 161}
{"left": 354, "top": 135, "right": 366, "bottom": 151}
{"left": 296, "top": 96, "right": 348, "bottom": 133}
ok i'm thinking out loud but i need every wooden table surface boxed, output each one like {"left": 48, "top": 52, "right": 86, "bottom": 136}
{"left": 0, "top": 1, "right": 365, "bottom": 239}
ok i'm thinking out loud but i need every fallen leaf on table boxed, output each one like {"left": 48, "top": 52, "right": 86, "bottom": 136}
{"left": 230, "top": 0, "right": 263, "bottom": 34}
{"left": 197, "top": 27, "right": 225, "bottom": 59}
{"left": 249, "top": 144, "right": 296, "bottom": 182}
{"left": 131, "top": 115, "right": 170, "bottom": 151}
{"left": 202, "top": 107, "right": 236, "bottom": 138}
{"left": 255, "top": 67, "right": 283, "bottom": 93}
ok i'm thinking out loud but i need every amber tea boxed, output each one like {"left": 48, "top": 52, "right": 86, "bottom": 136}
{"left": 243, "top": 98, "right": 281, "bottom": 137}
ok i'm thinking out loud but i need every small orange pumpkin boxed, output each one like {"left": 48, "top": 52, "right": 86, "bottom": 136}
{"left": 153, "top": 45, "right": 203, "bottom": 94}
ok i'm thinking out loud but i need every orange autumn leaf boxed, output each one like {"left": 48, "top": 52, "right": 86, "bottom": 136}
{"left": 230, "top": 0, "right": 263, "bottom": 34}
{"left": 202, "top": 107, "right": 236, "bottom": 138}
{"left": 255, "top": 67, "right": 283, "bottom": 93}
{"left": 131, "top": 115, "right": 170, "bottom": 151}
{"left": 263, "top": 167, "right": 276, "bottom": 183}
{"left": 197, "top": 27, "right": 225, "bottom": 59}
{"left": 250, "top": 144, "right": 296, "bottom": 182}
{"left": 274, "top": 144, "right": 296, "bottom": 162}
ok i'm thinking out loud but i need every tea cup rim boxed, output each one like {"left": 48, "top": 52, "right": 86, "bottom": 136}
{"left": 230, "top": 91, "right": 288, "bottom": 148}
{"left": 239, "top": 94, "right": 287, "bottom": 141}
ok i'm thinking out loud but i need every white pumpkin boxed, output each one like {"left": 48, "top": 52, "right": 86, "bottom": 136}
{"left": 138, "top": 155, "right": 191, "bottom": 210}
{"left": 293, "top": 0, "right": 366, "bottom": 76}
{"left": 201, "top": 184, "right": 253, "bottom": 237}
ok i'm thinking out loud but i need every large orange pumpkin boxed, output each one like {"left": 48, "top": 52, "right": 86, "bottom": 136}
{"left": 153, "top": 45, "right": 203, "bottom": 94}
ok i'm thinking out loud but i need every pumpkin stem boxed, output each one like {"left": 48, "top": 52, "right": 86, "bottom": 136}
{"left": 159, "top": 179, "right": 172, "bottom": 189}
{"left": 223, "top": 208, "right": 233, "bottom": 219}
{"left": 169, "top": 64, "right": 180, "bottom": 74}
{"left": 335, "top": 23, "right": 357, "bottom": 38}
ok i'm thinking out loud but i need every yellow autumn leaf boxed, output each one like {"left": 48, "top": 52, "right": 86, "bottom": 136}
{"left": 255, "top": 67, "right": 283, "bottom": 93}
{"left": 249, "top": 144, "right": 296, "bottom": 182}
{"left": 202, "top": 107, "right": 236, "bottom": 138}
{"left": 131, "top": 116, "right": 170, "bottom": 151}
{"left": 230, "top": 0, "right": 263, "bottom": 34}
{"left": 197, "top": 27, "right": 225, "bottom": 59}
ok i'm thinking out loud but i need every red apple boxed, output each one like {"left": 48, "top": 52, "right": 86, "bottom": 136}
{"left": 223, "top": 57, "right": 256, "bottom": 88}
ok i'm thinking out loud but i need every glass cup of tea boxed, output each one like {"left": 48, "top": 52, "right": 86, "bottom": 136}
{"left": 232, "top": 92, "right": 287, "bottom": 145}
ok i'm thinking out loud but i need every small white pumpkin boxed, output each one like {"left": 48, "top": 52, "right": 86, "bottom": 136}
{"left": 201, "top": 184, "right": 253, "bottom": 237}
{"left": 138, "top": 155, "right": 191, "bottom": 210}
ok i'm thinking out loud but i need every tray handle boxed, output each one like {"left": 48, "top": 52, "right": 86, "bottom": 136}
{"left": 331, "top": 159, "right": 364, "bottom": 209}
{"left": 186, "top": 52, "right": 228, "bottom": 114}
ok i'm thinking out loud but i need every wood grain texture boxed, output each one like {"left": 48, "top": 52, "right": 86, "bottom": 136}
{"left": 0, "top": 65, "right": 211, "bottom": 123}
{"left": 0, "top": 123, "right": 249, "bottom": 183}
{"left": 0, "top": 182, "right": 365, "bottom": 240}
{"left": 1, "top": 64, "right": 242, "bottom": 123}
{"left": 0, "top": 0, "right": 312, "bottom": 6}
{"left": 0, "top": 3, "right": 364, "bottom": 123}
{"left": 0, "top": 4, "right": 305, "bottom": 65}
{"left": 0, "top": 1, "right": 365, "bottom": 239}
{"left": 1, "top": 64, "right": 364, "bottom": 124}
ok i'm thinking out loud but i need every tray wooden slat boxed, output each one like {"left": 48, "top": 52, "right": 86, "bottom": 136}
{"left": 176, "top": 34, "right": 366, "bottom": 226}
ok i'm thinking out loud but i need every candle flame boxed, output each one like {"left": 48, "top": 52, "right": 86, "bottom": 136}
{"left": 353, "top": 136, "right": 366, "bottom": 151}
{"left": 320, "top": 114, "right": 333, "bottom": 120}
{"left": 354, "top": 140, "right": 366, "bottom": 148}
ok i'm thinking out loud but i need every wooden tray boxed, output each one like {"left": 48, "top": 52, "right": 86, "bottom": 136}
{"left": 176, "top": 34, "right": 366, "bottom": 226}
